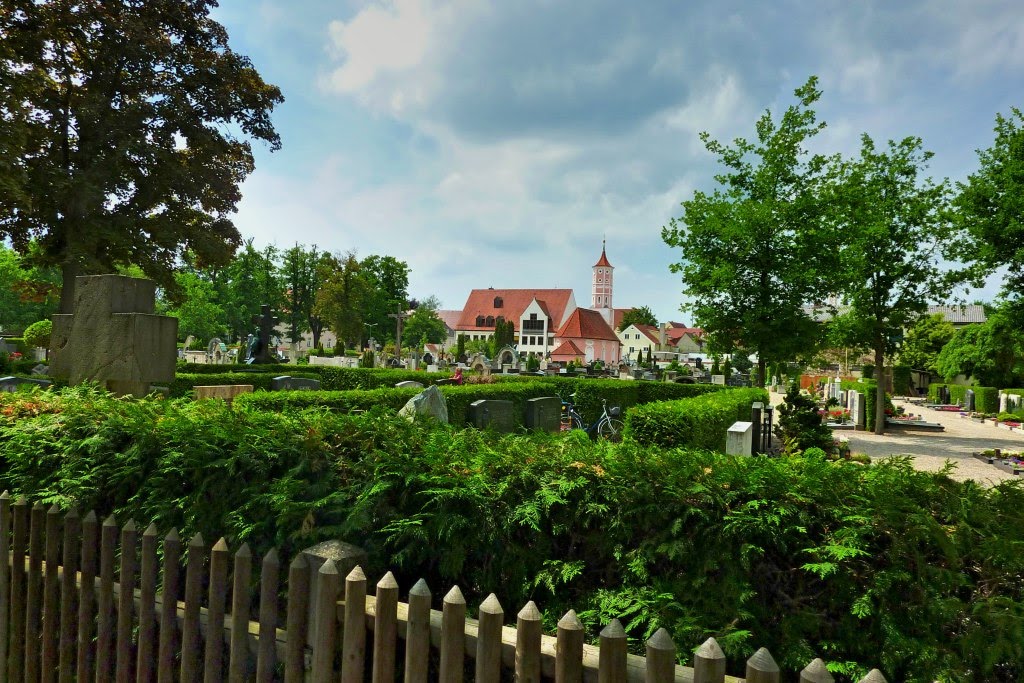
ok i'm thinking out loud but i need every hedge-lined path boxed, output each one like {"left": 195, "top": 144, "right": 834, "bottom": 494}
{"left": 768, "top": 392, "right": 1023, "bottom": 486}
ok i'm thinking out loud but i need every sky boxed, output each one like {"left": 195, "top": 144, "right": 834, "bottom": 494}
{"left": 210, "top": 0, "right": 1024, "bottom": 324}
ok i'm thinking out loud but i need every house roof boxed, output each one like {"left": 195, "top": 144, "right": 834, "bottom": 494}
{"left": 632, "top": 324, "right": 661, "bottom": 344}
{"left": 611, "top": 307, "right": 632, "bottom": 330}
{"left": 456, "top": 289, "right": 574, "bottom": 332}
{"left": 927, "top": 304, "right": 987, "bottom": 325}
{"left": 557, "top": 307, "right": 620, "bottom": 342}
{"left": 550, "top": 340, "right": 585, "bottom": 360}
{"left": 436, "top": 310, "right": 462, "bottom": 331}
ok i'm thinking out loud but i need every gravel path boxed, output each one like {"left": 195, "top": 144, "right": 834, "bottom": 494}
{"left": 767, "top": 392, "right": 1024, "bottom": 486}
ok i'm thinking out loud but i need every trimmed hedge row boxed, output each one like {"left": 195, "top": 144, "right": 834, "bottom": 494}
{"left": 891, "top": 365, "right": 912, "bottom": 396}
{"left": 623, "top": 387, "right": 768, "bottom": 452}
{"left": 928, "top": 383, "right": 946, "bottom": 403}
{"left": 169, "top": 372, "right": 322, "bottom": 398}
{"left": 975, "top": 387, "right": 999, "bottom": 414}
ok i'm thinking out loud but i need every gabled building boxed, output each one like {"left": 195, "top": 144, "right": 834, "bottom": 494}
{"left": 454, "top": 288, "right": 577, "bottom": 356}
{"left": 554, "top": 307, "right": 621, "bottom": 364}
{"left": 618, "top": 323, "right": 659, "bottom": 363}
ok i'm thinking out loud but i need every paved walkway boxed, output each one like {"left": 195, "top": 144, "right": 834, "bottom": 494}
{"left": 768, "top": 392, "right": 1024, "bottom": 485}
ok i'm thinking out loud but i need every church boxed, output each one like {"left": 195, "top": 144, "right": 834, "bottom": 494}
{"left": 444, "top": 242, "right": 628, "bottom": 364}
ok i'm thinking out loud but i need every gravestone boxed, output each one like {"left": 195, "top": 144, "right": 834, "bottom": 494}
{"left": 245, "top": 305, "right": 279, "bottom": 364}
{"left": 469, "top": 399, "right": 515, "bottom": 432}
{"left": 398, "top": 385, "right": 448, "bottom": 423}
{"left": 301, "top": 539, "right": 368, "bottom": 649}
{"left": 271, "top": 376, "right": 321, "bottom": 391}
{"left": 964, "top": 389, "right": 976, "bottom": 412}
{"left": 525, "top": 396, "right": 561, "bottom": 432}
{"left": 726, "top": 421, "right": 753, "bottom": 456}
{"left": 30, "top": 364, "right": 49, "bottom": 376}
{"left": 849, "top": 391, "right": 866, "bottom": 431}
{"left": 0, "top": 376, "right": 53, "bottom": 392}
{"left": 194, "top": 385, "right": 253, "bottom": 403}
{"left": 1000, "top": 392, "right": 1009, "bottom": 414}
{"left": 395, "top": 380, "right": 424, "bottom": 389}
{"left": 939, "top": 386, "right": 950, "bottom": 405}
{"left": 711, "top": 374, "right": 726, "bottom": 385}
{"left": 50, "top": 275, "right": 177, "bottom": 397}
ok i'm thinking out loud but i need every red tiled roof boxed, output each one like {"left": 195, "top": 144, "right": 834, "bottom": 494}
{"left": 436, "top": 310, "right": 462, "bottom": 331}
{"left": 556, "top": 307, "right": 620, "bottom": 342}
{"left": 665, "top": 326, "right": 703, "bottom": 341}
{"left": 632, "top": 324, "right": 660, "bottom": 344}
{"left": 593, "top": 247, "right": 612, "bottom": 268}
{"left": 550, "top": 340, "right": 585, "bottom": 361}
{"left": 456, "top": 289, "right": 574, "bottom": 332}
{"left": 612, "top": 307, "right": 632, "bottom": 330}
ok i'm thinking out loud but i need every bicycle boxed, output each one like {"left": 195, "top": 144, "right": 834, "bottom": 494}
{"left": 561, "top": 395, "right": 625, "bottom": 440}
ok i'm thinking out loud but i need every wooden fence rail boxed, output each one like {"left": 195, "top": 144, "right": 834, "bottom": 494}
{"left": 0, "top": 493, "right": 891, "bottom": 682}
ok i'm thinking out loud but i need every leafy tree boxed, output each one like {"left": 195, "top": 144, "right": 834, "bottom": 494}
{"left": 663, "top": 77, "right": 834, "bottom": 387}
{"left": 218, "top": 241, "right": 283, "bottom": 342}
{"left": 636, "top": 349, "right": 644, "bottom": 366}
{"left": 403, "top": 307, "right": 447, "bottom": 346}
{"left": 456, "top": 334, "right": 467, "bottom": 361}
{"left": 493, "top": 319, "right": 515, "bottom": 350}
{"left": 164, "top": 271, "right": 227, "bottom": 342}
{"left": 0, "top": 0, "right": 283, "bottom": 313}
{"left": 955, "top": 107, "right": 1024, "bottom": 315}
{"left": 617, "top": 306, "right": 658, "bottom": 331}
{"left": 774, "top": 382, "right": 835, "bottom": 454}
{"left": 645, "top": 347, "right": 653, "bottom": 366}
{"left": 710, "top": 356, "right": 721, "bottom": 375}
{"left": 360, "top": 255, "right": 410, "bottom": 343}
{"left": 730, "top": 351, "right": 753, "bottom": 374}
{"left": 934, "top": 307, "right": 1023, "bottom": 387}
{"left": 315, "top": 252, "right": 368, "bottom": 350}
{"left": 0, "top": 245, "right": 59, "bottom": 332}
{"left": 899, "top": 313, "right": 956, "bottom": 374}
{"left": 23, "top": 319, "right": 52, "bottom": 358}
{"left": 830, "top": 135, "right": 957, "bottom": 433}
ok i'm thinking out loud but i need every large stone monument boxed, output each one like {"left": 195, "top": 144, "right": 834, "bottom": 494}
{"left": 244, "top": 304, "right": 280, "bottom": 364}
{"left": 50, "top": 275, "right": 177, "bottom": 397}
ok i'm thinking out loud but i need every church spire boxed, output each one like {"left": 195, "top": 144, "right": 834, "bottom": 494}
{"left": 591, "top": 240, "right": 613, "bottom": 319}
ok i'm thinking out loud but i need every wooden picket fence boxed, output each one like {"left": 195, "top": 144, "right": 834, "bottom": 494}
{"left": 0, "top": 492, "right": 892, "bottom": 682}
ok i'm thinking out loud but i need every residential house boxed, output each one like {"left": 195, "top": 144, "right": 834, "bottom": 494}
{"left": 551, "top": 307, "right": 621, "bottom": 364}
{"left": 617, "top": 323, "right": 659, "bottom": 363}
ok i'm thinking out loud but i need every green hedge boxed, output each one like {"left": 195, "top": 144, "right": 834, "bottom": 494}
{"left": 892, "top": 365, "right": 912, "bottom": 396}
{"left": 624, "top": 387, "right": 768, "bottom": 452}
{"left": 975, "top": 387, "right": 999, "bottom": 414}
{"left": 928, "top": 383, "right": 946, "bottom": 403}
{"left": 843, "top": 379, "right": 880, "bottom": 429}
{"left": 170, "top": 372, "right": 322, "bottom": 398}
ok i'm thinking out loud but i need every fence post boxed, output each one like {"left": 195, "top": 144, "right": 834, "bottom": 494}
{"left": 0, "top": 491, "right": 11, "bottom": 682}
{"left": 555, "top": 609, "right": 584, "bottom": 683}
{"left": 476, "top": 594, "right": 503, "bottom": 683}
{"left": 515, "top": 601, "right": 542, "bottom": 683}
{"left": 115, "top": 519, "right": 138, "bottom": 683}
{"left": 341, "top": 566, "right": 367, "bottom": 683}
{"left": 203, "top": 538, "right": 230, "bottom": 683}
{"left": 311, "top": 560, "right": 340, "bottom": 683}
{"left": 372, "top": 572, "right": 399, "bottom": 683}
{"left": 800, "top": 658, "right": 834, "bottom": 683}
{"left": 644, "top": 628, "right": 675, "bottom": 683}
{"left": 8, "top": 496, "right": 28, "bottom": 683}
{"left": 745, "top": 647, "right": 780, "bottom": 683}
{"left": 598, "top": 619, "right": 627, "bottom": 683}
{"left": 75, "top": 511, "right": 98, "bottom": 683}
{"left": 40, "top": 503, "right": 61, "bottom": 683}
{"left": 156, "top": 528, "right": 181, "bottom": 683}
{"left": 136, "top": 523, "right": 159, "bottom": 683}
{"left": 229, "top": 543, "right": 253, "bottom": 683}
{"left": 693, "top": 637, "right": 725, "bottom": 683}
{"left": 857, "top": 671, "right": 888, "bottom": 683}
{"left": 255, "top": 548, "right": 280, "bottom": 683}
{"left": 284, "top": 554, "right": 310, "bottom": 683}
{"left": 95, "top": 514, "right": 118, "bottom": 682}
{"left": 404, "top": 579, "right": 432, "bottom": 683}
{"left": 58, "top": 506, "right": 80, "bottom": 683}
{"left": 438, "top": 586, "right": 465, "bottom": 683}
{"left": 25, "top": 501, "right": 45, "bottom": 682}
{"left": 180, "top": 532, "right": 207, "bottom": 682}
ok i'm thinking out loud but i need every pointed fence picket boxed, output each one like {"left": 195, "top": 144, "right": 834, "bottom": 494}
{"left": 0, "top": 493, "right": 894, "bottom": 682}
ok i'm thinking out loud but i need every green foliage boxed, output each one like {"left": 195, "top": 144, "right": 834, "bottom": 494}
{"left": 2, "top": 387, "right": 1024, "bottom": 680}
{"left": 899, "top": 314, "right": 956, "bottom": 373}
{"left": 493, "top": 319, "right": 516, "bottom": 350}
{"left": 891, "top": 365, "right": 912, "bottom": 396}
{"left": 360, "top": 255, "right": 410, "bottom": 345}
{"left": 315, "top": 251, "right": 369, "bottom": 350}
{"left": 0, "top": 0, "right": 283, "bottom": 310}
{"left": 934, "top": 306, "right": 1024, "bottom": 387}
{"left": 164, "top": 271, "right": 227, "bottom": 342}
{"left": 625, "top": 387, "right": 768, "bottom": 451}
{"left": 0, "top": 245, "right": 59, "bottom": 331}
{"left": 862, "top": 365, "right": 874, "bottom": 379}
{"left": 975, "top": 386, "right": 999, "bottom": 414}
{"left": 774, "top": 383, "right": 834, "bottom": 455}
{"left": 927, "top": 383, "right": 946, "bottom": 403}
{"left": 403, "top": 306, "right": 447, "bottom": 346}
{"left": 662, "top": 76, "right": 832, "bottom": 387}
{"left": 617, "top": 306, "right": 658, "bottom": 331}
{"left": 22, "top": 319, "right": 52, "bottom": 349}
{"left": 360, "top": 350, "right": 375, "bottom": 368}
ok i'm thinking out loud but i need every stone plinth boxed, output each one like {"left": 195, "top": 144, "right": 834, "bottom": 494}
{"left": 525, "top": 396, "right": 561, "bottom": 432}
{"left": 50, "top": 275, "right": 178, "bottom": 397}
{"left": 194, "top": 385, "right": 253, "bottom": 402}
{"left": 726, "top": 421, "right": 753, "bottom": 456}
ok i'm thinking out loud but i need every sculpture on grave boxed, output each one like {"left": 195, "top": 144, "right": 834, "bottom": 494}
{"left": 49, "top": 275, "right": 177, "bottom": 397}
{"left": 244, "top": 304, "right": 284, "bottom": 364}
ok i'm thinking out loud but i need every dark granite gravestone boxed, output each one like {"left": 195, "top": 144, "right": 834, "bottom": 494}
{"left": 525, "top": 396, "right": 561, "bottom": 432}
{"left": 469, "top": 399, "right": 515, "bottom": 432}
{"left": 964, "top": 389, "right": 976, "bottom": 412}
{"left": 245, "top": 304, "right": 279, "bottom": 364}
{"left": 939, "top": 385, "right": 950, "bottom": 405}
{"left": 0, "top": 376, "right": 53, "bottom": 392}
{"left": 271, "top": 376, "right": 321, "bottom": 391}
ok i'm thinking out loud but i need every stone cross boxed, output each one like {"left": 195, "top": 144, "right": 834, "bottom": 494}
{"left": 50, "top": 275, "right": 177, "bottom": 397}
{"left": 249, "top": 304, "right": 279, "bottom": 364}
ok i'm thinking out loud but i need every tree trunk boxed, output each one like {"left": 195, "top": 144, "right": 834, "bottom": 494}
{"left": 59, "top": 260, "right": 81, "bottom": 314}
{"left": 757, "top": 358, "right": 767, "bottom": 388}
{"left": 873, "top": 343, "right": 886, "bottom": 435}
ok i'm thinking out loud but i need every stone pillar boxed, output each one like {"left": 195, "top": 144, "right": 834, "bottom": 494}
{"left": 726, "top": 421, "right": 753, "bottom": 456}
{"left": 750, "top": 403, "right": 763, "bottom": 456}
{"left": 850, "top": 391, "right": 866, "bottom": 431}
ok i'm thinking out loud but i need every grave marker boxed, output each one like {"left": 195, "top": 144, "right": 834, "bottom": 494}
{"left": 469, "top": 400, "right": 515, "bottom": 432}
{"left": 524, "top": 397, "right": 561, "bottom": 432}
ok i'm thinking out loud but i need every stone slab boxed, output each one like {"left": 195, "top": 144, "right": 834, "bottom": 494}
{"left": 271, "top": 375, "right": 321, "bottom": 391}
{"left": 726, "top": 421, "right": 753, "bottom": 456}
{"left": 398, "top": 385, "right": 448, "bottom": 423}
{"left": 194, "top": 385, "right": 253, "bottom": 402}
{"left": 395, "top": 380, "right": 425, "bottom": 389}
{"left": 525, "top": 396, "right": 561, "bottom": 432}
{"left": 0, "top": 376, "right": 53, "bottom": 392}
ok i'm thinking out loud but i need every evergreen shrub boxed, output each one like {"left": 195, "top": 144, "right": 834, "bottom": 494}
{"left": 624, "top": 387, "right": 767, "bottom": 451}
{"left": 974, "top": 386, "right": 999, "bottom": 414}
{"left": 927, "top": 383, "right": 946, "bottom": 403}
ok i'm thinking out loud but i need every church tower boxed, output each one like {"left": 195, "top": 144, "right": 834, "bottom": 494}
{"left": 591, "top": 239, "right": 613, "bottom": 325}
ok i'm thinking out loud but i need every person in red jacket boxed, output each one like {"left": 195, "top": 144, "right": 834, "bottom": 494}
{"left": 452, "top": 366, "right": 464, "bottom": 385}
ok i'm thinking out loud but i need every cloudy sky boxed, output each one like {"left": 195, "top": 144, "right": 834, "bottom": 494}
{"left": 210, "top": 0, "right": 1023, "bottom": 323}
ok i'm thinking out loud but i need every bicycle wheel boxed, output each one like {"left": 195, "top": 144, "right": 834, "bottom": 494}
{"left": 598, "top": 418, "right": 624, "bottom": 440}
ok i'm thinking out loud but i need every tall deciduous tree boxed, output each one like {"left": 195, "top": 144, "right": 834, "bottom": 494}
{"left": 831, "top": 135, "right": 957, "bottom": 433}
{"left": 0, "top": 245, "right": 60, "bottom": 332}
{"left": 403, "top": 307, "right": 447, "bottom": 346}
{"left": 662, "top": 77, "right": 835, "bottom": 387}
{"left": 899, "top": 313, "right": 956, "bottom": 375}
{"left": 617, "top": 306, "right": 658, "bottom": 331}
{"left": 219, "top": 241, "right": 283, "bottom": 343}
{"left": 935, "top": 306, "right": 1023, "bottom": 388}
{"left": 360, "top": 255, "right": 409, "bottom": 343}
{"left": 315, "top": 252, "right": 368, "bottom": 350}
{"left": 0, "top": 1, "right": 283, "bottom": 312}
{"left": 955, "top": 108, "right": 1024, "bottom": 317}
